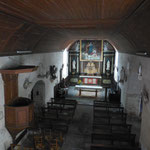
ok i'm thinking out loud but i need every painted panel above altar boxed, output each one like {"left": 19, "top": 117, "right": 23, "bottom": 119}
{"left": 80, "top": 40, "right": 103, "bottom": 62}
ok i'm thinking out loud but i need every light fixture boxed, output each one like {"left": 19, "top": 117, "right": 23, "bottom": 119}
{"left": 16, "top": 50, "right": 32, "bottom": 54}
{"left": 136, "top": 52, "right": 147, "bottom": 56}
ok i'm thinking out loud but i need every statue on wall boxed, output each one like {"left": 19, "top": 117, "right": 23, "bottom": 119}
{"left": 106, "top": 60, "right": 110, "bottom": 71}
{"left": 50, "top": 65, "right": 57, "bottom": 80}
{"left": 59, "top": 64, "right": 64, "bottom": 81}
{"left": 72, "top": 59, "right": 76, "bottom": 70}
{"left": 138, "top": 64, "right": 142, "bottom": 80}
{"left": 119, "top": 66, "right": 127, "bottom": 83}
{"left": 106, "top": 60, "right": 111, "bottom": 76}
{"left": 72, "top": 59, "right": 76, "bottom": 74}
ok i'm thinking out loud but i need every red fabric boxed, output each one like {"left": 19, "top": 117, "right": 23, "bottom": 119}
{"left": 83, "top": 78, "right": 98, "bottom": 84}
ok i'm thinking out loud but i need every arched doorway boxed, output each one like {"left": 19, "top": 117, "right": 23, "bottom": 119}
{"left": 31, "top": 80, "right": 45, "bottom": 114}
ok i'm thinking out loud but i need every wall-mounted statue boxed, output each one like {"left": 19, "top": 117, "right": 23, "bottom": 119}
{"left": 119, "top": 66, "right": 127, "bottom": 83}
{"left": 59, "top": 64, "right": 64, "bottom": 81}
{"left": 50, "top": 65, "right": 57, "bottom": 80}
{"left": 138, "top": 64, "right": 142, "bottom": 80}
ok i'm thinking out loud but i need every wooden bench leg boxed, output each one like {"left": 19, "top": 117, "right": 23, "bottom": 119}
{"left": 95, "top": 90, "right": 97, "bottom": 97}
{"left": 79, "top": 89, "right": 81, "bottom": 96}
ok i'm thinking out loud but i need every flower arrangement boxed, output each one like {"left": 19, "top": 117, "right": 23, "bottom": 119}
{"left": 77, "top": 79, "right": 82, "bottom": 85}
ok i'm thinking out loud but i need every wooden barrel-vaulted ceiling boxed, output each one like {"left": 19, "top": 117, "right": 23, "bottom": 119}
{"left": 0, "top": 0, "right": 149, "bottom": 55}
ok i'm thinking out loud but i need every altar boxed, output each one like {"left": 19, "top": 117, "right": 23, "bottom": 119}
{"left": 75, "top": 84, "right": 103, "bottom": 97}
{"left": 68, "top": 40, "right": 115, "bottom": 99}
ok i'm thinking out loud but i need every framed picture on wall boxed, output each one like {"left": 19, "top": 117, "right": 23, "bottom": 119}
{"left": 80, "top": 40, "right": 103, "bottom": 62}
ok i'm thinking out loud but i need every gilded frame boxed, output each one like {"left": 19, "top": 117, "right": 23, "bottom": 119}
{"left": 80, "top": 40, "right": 103, "bottom": 62}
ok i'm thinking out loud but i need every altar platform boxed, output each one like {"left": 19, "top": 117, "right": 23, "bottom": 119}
{"left": 75, "top": 85, "right": 103, "bottom": 97}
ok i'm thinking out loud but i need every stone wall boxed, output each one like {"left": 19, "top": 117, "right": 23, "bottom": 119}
{"left": 114, "top": 52, "right": 150, "bottom": 150}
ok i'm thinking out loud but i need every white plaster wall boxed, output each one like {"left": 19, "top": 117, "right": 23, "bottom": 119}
{"left": 0, "top": 56, "right": 22, "bottom": 150}
{"left": 0, "top": 51, "right": 68, "bottom": 149}
{"left": 114, "top": 52, "right": 150, "bottom": 150}
{"left": 114, "top": 52, "right": 142, "bottom": 116}
{"left": 18, "top": 51, "right": 68, "bottom": 103}
{"left": 18, "top": 52, "right": 63, "bottom": 103}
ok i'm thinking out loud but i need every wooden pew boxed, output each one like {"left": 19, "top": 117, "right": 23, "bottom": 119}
{"left": 38, "top": 117, "right": 69, "bottom": 133}
{"left": 51, "top": 98, "right": 77, "bottom": 108}
{"left": 47, "top": 100, "right": 76, "bottom": 117}
{"left": 42, "top": 104, "right": 74, "bottom": 121}
{"left": 92, "top": 100, "right": 139, "bottom": 150}
{"left": 94, "top": 104, "right": 124, "bottom": 113}
{"left": 91, "top": 132, "right": 136, "bottom": 146}
{"left": 93, "top": 114, "right": 127, "bottom": 125}
{"left": 94, "top": 100, "right": 121, "bottom": 107}
{"left": 91, "top": 143, "right": 139, "bottom": 150}
{"left": 93, "top": 123, "right": 132, "bottom": 134}
{"left": 93, "top": 102, "right": 126, "bottom": 124}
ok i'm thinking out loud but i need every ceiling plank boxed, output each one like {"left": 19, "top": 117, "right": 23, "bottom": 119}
{"left": 0, "top": 0, "right": 144, "bottom": 29}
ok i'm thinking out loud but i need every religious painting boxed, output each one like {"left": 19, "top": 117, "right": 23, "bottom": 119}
{"left": 80, "top": 40, "right": 103, "bottom": 61}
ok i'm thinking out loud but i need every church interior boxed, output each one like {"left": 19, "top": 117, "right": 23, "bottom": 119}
{"left": 0, "top": 0, "right": 150, "bottom": 150}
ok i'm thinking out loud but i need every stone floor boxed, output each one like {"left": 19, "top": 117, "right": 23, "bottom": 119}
{"left": 61, "top": 86, "right": 97, "bottom": 150}
{"left": 20, "top": 86, "right": 141, "bottom": 149}
{"left": 61, "top": 104, "right": 93, "bottom": 150}
{"left": 66, "top": 86, "right": 106, "bottom": 105}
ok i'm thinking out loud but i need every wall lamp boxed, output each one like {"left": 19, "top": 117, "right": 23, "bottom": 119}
{"left": 16, "top": 50, "right": 32, "bottom": 54}
{"left": 136, "top": 52, "right": 148, "bottom": 56}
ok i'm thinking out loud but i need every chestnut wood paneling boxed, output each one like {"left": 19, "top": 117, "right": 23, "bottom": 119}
{"left": 0, "top": 0, "right": 143, "bottom": 28}
{"left": 2, "top": 74, "right": 18, "bottom": 105}
{"left": 0, "top": 0, "right": 147, "bottom": 55}
{"left": 0, "top": 66, "right": 38, "bottom": 74}
{"left": 0, "top": 12, "right": 48, "bottom": 55}
{"left": 5, "top": 103, "right": 34, "bottom": 138}
{"left": 17, "top": 109, "right": 28, "bottom": 126}
{"left": 120, "top": 0, "right": 150, "bottom": 53}
{"left": 5, "top": 107, "right": 16, "bottom": 125}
